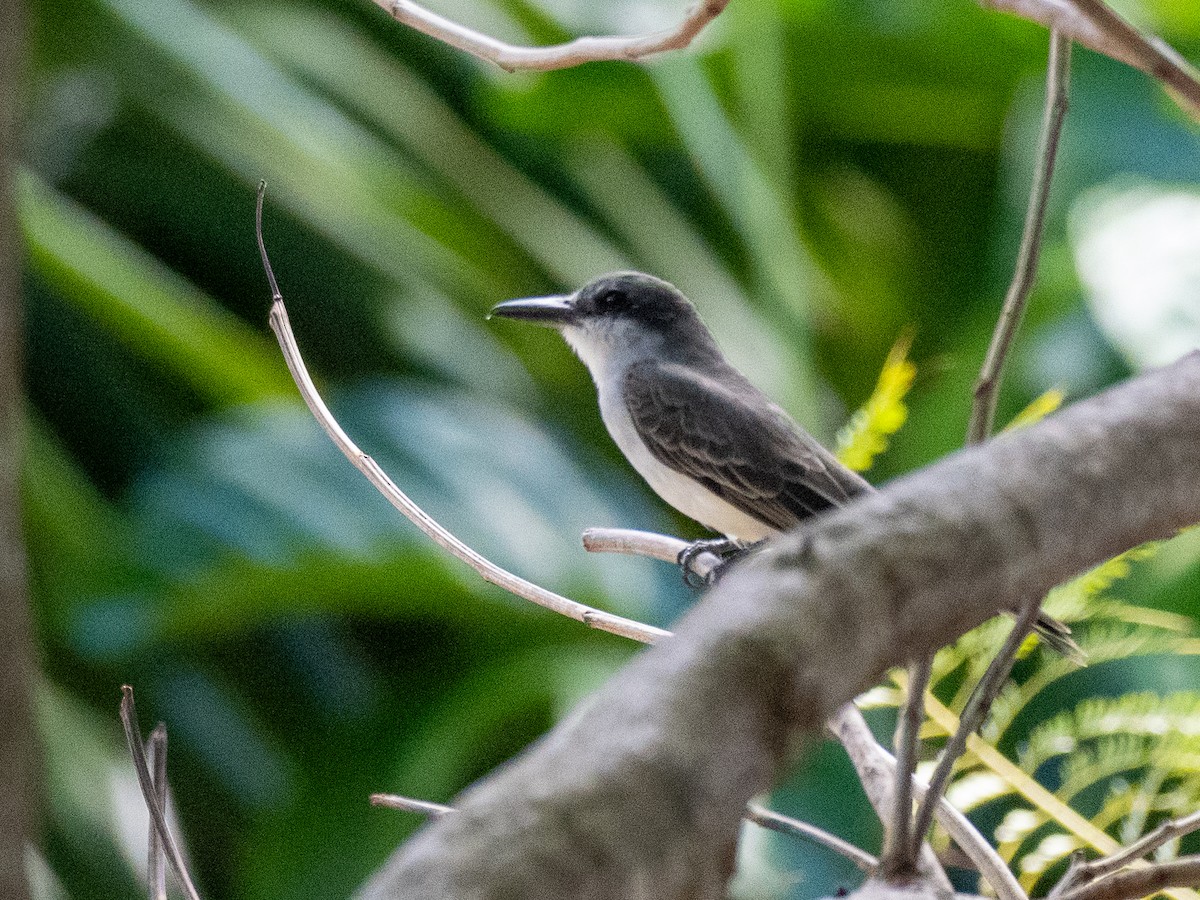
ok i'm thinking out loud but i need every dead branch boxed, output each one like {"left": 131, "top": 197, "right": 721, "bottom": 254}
{"left": 374, "top": 0, "right": 729, "bottom": 72}
{"left": 359, "top": 352, "right": 1200, "bottom": 899}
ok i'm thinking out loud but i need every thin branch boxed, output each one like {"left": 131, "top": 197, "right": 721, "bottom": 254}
{"left": 745, "top": 802, "right": 879, "bottom": 872}
{"left": 375, "top": 0, "right": 729, "bottom": 73}
{"left": 371, "top": 793, "right": 456, "bottom": 819}
{"left": 119, "top": 687, "right": 203, "bottom": 900}
{"left": 372, "top": 790, "right": 880, "bottom": 872}
{"left": 982, "top": 0, "right": 1200, "bottom": 118}
{"left": 146, "top": 724, "right": 168, "bottom": 900}
{"left": 1061, "top": 857, "right": 1200, "bottom": 900}
{"left": 908, "top": 596, "right": 1042, "bottom": 857}
{"left": 1054, "top": 813, "right": 1200, "bottom": 898}
{"left": 832, "top": 706, "right": 1028, "bottom": 900}
{"left": 256, "top": 182, "right": 668, "bottom": 646}
{"left": 969, "top": 30, "right": 1072, "bottom": 444}
{"left": 582, "top": 527, "right": 724, "bottom": 582}
{"left": 881, "top": 657, "right": 932, "bottom": 877}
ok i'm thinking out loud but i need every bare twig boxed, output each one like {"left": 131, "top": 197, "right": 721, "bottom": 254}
{"left": 256, "top": 183, "right": 668, "bottom": 646}
{"left": 371, "top": 793, "right": 456, "bottom": 819}
{"left": 982, "top": 0, "right": 1200, "bottom": 118}
{"left": 881, "top": 657, "right": 932, "bottom": 877}
{"left": 1060, "top": 857, "right": 1200, "bottom": 900}
{"left": 1053, "top": 812, "right": 1200, "bottom": 898}
{"left": 582, "top": 527, "right": 724, "bottom": 582}
{"left": 746, "top": 802, "right": 879, "bottom": 872}
{"left": 146, "top": 724, "right": 168, "bottom": 900}
{"left": 375, "top": 0, "right": 729, "bottom": 73}
{"left": 372, "top": 790, "right": 879, "bottom": 871}
{"left": 969, "top": 30, "right": 1072, "bottom": 445}
{"left": 908, "top": 597, "right": 1042, "bottom": 857}
{"left": 119, "top": 687, "right": 203, "bottom": 900}
{"left": 831, "top": 706, "right": 1029, "bottom": 900}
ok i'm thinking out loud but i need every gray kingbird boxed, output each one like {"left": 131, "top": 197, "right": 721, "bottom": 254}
{"left": 491, "top": 271, "right": 1078, "bottom": 657}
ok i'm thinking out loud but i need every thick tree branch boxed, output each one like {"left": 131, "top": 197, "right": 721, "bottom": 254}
{"left": 375, "top": 0, "right": 729, "bottom": 72}
{"left": 359, "top": 354, "right": 1200, "bottom": 900}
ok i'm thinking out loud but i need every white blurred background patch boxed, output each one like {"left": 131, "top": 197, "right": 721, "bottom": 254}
{"left": 1071, "top": 181, "right": 1200, "bottom": 369}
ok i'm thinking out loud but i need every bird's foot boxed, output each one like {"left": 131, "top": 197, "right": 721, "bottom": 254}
{"left": 677, "top": 538, "right": 755, "bottom": 588}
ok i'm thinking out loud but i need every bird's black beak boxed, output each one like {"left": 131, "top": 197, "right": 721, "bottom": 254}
{"left": 488, "top": 295, "right": 578, "bottom": 327}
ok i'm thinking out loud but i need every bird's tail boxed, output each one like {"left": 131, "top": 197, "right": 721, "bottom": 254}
{"left": 1035, "top": 612, "right": 1087, "bottom": 665}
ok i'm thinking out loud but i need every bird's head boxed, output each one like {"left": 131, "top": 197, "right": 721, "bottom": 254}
{"left": 490, "top": 272, "right": 717, "bottom": 376}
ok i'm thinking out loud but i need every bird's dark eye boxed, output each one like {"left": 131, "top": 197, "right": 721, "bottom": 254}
{"left": 596, "top": 289, "right": 628, "bottom": 313}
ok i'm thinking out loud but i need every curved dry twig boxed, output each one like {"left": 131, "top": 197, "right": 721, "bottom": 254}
{"left": 375, "top": 0, "right": 729, "bottom": 72}
{"left": 256, "top": 183, "right": 668, "bottom": 646}
{"left": 1052, "top": 812, "right": 1200, "bottom": 900}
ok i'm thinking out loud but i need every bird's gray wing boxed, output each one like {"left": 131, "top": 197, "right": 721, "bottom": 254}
{"left": 623, "top": 360, "right": 869, "bottom": 532}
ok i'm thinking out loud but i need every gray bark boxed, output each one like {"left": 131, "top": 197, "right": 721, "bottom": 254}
{"left": 360, "top": 354, "right": 1200, "bottom": 900}
{"left": 0, "top": 0, "right": 34, "bottom": 898}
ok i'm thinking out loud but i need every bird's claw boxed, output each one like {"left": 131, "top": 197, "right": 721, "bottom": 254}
{"left": 677, "top": 538, "right": 748, "bottom": 588}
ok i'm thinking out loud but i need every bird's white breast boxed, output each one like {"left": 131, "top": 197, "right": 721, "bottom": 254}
{"left": 562, "top": 320, "right": 775, "bottom": 542}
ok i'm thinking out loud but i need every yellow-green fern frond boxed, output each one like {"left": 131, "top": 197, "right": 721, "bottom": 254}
{"left": 1004, "top": 388, "right": 1065, "bottom": 432}
{"left": 836, "top": 331, "right": 916, "bottom": 472}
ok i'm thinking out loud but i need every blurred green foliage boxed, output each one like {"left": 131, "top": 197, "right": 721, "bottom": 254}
{"left": 17, "top": 0, "right": 1200, "bottom": 896}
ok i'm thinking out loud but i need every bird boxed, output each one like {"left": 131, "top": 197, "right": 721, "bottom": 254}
{"left": 490, "top": 271, "right": 1080, "bottom": 659}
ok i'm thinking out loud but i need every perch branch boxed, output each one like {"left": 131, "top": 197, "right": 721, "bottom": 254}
{"left": 256, "top": 183, "right": 667, "bottom": 646}
{"left": 582, "top": 527, "right": 723, "bottom": 582}
{"left": 361, "top": 352, "right": 1200, "bottom": 899}
{"left": 969, "top": 30, "right": 1072, "bottom": 445}
{"left": 375, "top": 0, "right": 729, "bottom": 72}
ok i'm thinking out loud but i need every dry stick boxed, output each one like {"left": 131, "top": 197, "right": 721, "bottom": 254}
{"left": 146, "top": 724, "right": 169, "bottom": 900}
{"left": 1061, "top": 857, "right": 1200, "bottom": 900}
{"left": 119, "top": 687, "right": 203, "bottom": 900}
{"left": 745, "top": 802, "right": 880, "bottom": 873}
{"left": 969, "top": 30, "right": 1073, "bottom": 445}
{"left": 255, "top": 183, "right": 667, "bottom": 646}
{"left": 910, "top": 29, "right": 1074, "bottom": 864}
{"left": 375, "top": 0, "right": 729, "bottom": 72}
